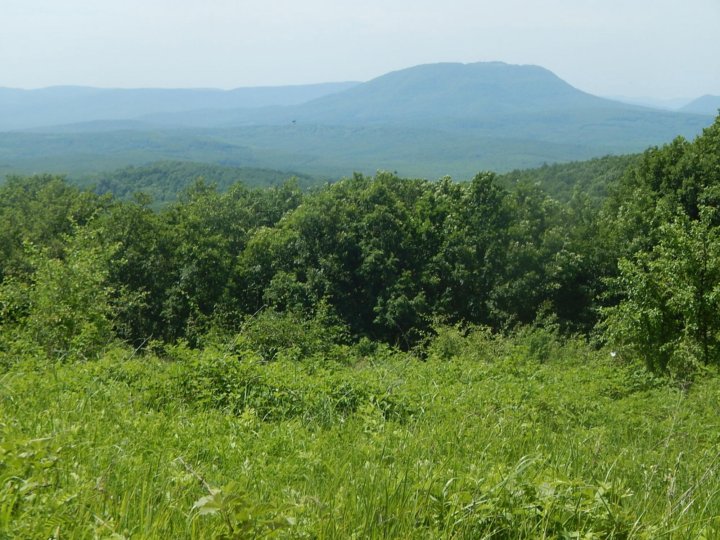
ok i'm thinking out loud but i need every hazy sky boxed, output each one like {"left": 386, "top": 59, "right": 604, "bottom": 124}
{"left": 2, "top": 0, "right": 718, "bottom": 99}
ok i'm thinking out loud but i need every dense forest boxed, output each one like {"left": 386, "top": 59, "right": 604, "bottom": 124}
{"left": 3, "top": 116, "right": 719, "bottom": 369}
{"left": 76, "top": 161, "right": 324, "bottom": 206}
{"left": 1, "top": 116, "right": 719, "bottom": 537}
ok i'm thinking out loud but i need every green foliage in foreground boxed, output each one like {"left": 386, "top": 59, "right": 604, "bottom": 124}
{"left": 601, "top": 116, "right": 720, "bottom": 375}
{"left": 2, "top": 118, "right": 720, "bottom": 537}
{"left": 3, "top": 116, "right": 720, "bottom": 377}
{"left": 1, "top": 330, "right": 719, "bottom": 538}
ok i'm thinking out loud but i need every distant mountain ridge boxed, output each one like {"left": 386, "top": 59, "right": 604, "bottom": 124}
{"left": 0, "top": 61, "right": 715, "bottom": 180}
{"left": 145, "top": 61, "right": 620, "bottom": 128}
{"left": 130, "top": 62, "right": 712, "bottom": 151}
{"left": 0, "top": 82, "right": 360, "bottom": 131}
{"left": 605, "top": 95, "right": 693, "bottom": 111}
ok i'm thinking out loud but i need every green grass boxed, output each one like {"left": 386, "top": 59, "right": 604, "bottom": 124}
{"left": 1, "top": 330, "right": 719, "bottom": 538}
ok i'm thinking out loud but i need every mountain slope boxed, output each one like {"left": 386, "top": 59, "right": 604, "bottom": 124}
{"left": 680, "top": 95, "right": 720, "bottom": 115}
{"left": 154, "top": 61, "right": 616, "bottom": 128}
{"left": 284, "top": 61, "right": 613, "bottom": 124}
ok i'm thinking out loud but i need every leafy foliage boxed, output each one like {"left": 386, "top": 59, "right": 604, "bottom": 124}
{"left": 4, "top": 106, "right": 720, "bottom": 538}
{"left": 602, "top": 115, "right": 720, "bottom": 375}
{"left": 603, "top": 211, "right": 720, "bottom": 376}
{"left": 3, "top": 116, "right": 719, "bottom": 361}
{"left": 0, "top": 226, "right": 121, "bottom": 361}
{"left": 497, "top": 153, "right": 639, "bottom": 205}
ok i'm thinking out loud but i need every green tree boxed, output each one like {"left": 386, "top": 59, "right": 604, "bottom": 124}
{"left": 0, "top": 174, "right": 105, "bottom": 281}
{"left": 602, "top": 209, "right": 720, "bottom": 375}
{"left": 0, "top": 226, "right": 120, "bottom": 360}
{"left": 427, "top": 173, "right": 511, "bottom": 327}
{"left": 600, "top": 115, "right": 720, "bottom": 375}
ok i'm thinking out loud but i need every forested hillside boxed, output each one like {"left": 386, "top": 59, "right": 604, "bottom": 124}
{"left": 496, "top": 153, "right": 640, "bottom": 204}
{"left": 82, "top": 154, "right": 636, "bottom": 207}
{"left": 74, "top": 161, "right": 322, "bottom": 205}
{"left": 1, "top": 116, "right": 719, "bottom": 537}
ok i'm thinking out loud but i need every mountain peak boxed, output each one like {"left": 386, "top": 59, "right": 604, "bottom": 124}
{"left": 293, "top": 61, "right": 609, "bottom": 125}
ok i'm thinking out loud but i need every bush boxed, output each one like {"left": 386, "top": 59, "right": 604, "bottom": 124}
{"left": 601, "top": 211, "right": 720, "bottom": 377}
{"left": 0, "top": 226, "right": 121, "bottom": 362}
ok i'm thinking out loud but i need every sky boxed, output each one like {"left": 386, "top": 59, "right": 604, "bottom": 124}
{"left": 1, "top": 0, "right": 719, "bottom": 100}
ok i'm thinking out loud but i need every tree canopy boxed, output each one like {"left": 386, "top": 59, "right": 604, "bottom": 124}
{"left": 2, "top": 115, "right": 720, "bottom": 376}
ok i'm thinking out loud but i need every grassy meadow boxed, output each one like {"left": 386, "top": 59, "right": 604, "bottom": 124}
{"left": 2, "top": 327, "right": 719, "bottom": 539}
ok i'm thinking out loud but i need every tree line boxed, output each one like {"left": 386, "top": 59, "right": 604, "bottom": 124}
{"left": 1, "top": 115, "right": 719, "bottom": 376}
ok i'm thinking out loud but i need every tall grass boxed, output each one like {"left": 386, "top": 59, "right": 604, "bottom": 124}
{"left": 1, "top": 331, "right": 719, "bottom": 538}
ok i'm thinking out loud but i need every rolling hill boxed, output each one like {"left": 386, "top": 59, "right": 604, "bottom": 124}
{"left": 73, "top": 161, "right": 321, "bottom": 205}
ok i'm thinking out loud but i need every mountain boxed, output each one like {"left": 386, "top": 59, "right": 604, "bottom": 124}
{"left": 604, "top": 95, "right": 693, "bottom": 110}
{"left": 271, "top": 62, "right": 612, "bottom": 125}
{"left": 143, "top": 62, "right": 707, "bottom": 132}
{"left": 134, "top": 62, "right": 713, "bottom": 152}
{"left": 144, "top": 62, "right": 617, "bottom": 128}
{"left": 0, "top": 82, "right": 359, "bottom": 131}
{"left": 0, "top": 62, "right": 715, "bottom": 180}
{"left": 680, "top": 95, "right": 720, "bottom": 115}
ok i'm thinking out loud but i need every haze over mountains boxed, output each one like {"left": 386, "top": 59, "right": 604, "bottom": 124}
{"left": 0, "top": 82, "right": 360, "bottom": 132}
{"left": 144, "top": 62, "right": 611, "bottom": 128}
{"left": 680, "top": 95, "right": 720, "bottom": 116}
{"left": 0, "top": 62, "right": 715, "bottom": 180}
